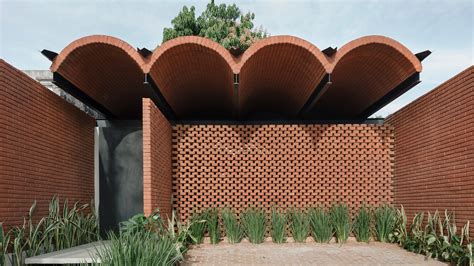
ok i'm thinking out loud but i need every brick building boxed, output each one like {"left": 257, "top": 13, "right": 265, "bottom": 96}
{"left": 1, "top": 34, "right": 472, "bottom": 231}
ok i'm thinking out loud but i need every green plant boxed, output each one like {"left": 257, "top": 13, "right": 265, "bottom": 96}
{"left": 353, "top": 205, "right": 371, "bottom": 242}
{"left": 270, "top": 208, "right": 286, "bottom": 244}
{"left": 120, "top": 210, "right": 163, "bottom": 235}
{"left": 374, "top": 204, "right": 397, "bottom": 243}
{"left": 391, "top": 209, "right": 474, "bottom": 265}
{"left": 188, "top": 210, "right": 207, "bottom": 244}
{"left": 94, "top": 231, "right": 182, "bottom": 266}
{"left": 5, "top": 197, "right": 99, "bottom": 265}
{"left": 206, "top": 208, "right": 220, "bottom": 244}
{"left": 164, "top": 210, "right": 197, "bottom": 252}
{"left": 241, "top": 207, "right": 266, "bottom": 244}
{"left": 309, "top": 207, "right": 333, "bottom": 243}
{"left": 330, "top": 203, "right": 351, "bottom": 244}
{"left": 289, "top": 208, "right": 309, "bottom": 243}
{"left": 389, "top": 205, "right": 408, "bottom": 245}
{"left": 0, "top": 223, "right": 10, "bottom": 266}
{"left": 162, "top": 0, "right": 268, "bottom": 52}
{"left": 221, "top": 208, "right": 243, "bottom": 244}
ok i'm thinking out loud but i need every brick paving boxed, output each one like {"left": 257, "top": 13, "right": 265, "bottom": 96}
{"left": 183, "top": 238, "right": 445, "bottom": 265}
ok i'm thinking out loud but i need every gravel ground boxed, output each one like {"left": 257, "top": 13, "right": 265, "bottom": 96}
{"left": 182, "top": 237, "right": 445, "bottom": 266}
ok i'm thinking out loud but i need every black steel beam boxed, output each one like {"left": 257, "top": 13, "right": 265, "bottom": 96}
{"left": 52, "top": 72, "right": 116, "bottom": 119}
{"left": 137, "top": 47, "right": 152, "bottom": 58}
{"left": 143, "top": 74, "right": 176, "bottom": 121}
{"left": 174, "top": 118, "right": 384, "bottom": 126}
{"left": 233, "top": 74, "right": 240, "bottom": 119}
{"left": 322, "top": 47, "right": 337, "bottom": 57}
{"left": 415, "top": 50, "right": 431, "bottom": 62}
{"left": 357, "top": 72, "right": 421, "bottom": 119}
{"left": 41, "top": 49, "right": 58, "bottom": 61}
{"left": 298, "top": 74, "right": 332, "bottom": 116}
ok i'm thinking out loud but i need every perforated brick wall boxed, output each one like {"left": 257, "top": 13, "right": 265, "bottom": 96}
{"left": 172, "top": 124, "right": 394, "bottom": 220}
{"left": 386, "top": 66, "right": 474, "bottom": 225}
{"left": 143, "top": 99, "right": 173, "bottom": 218}
{"left": 0, "top": 59, "right": 95, "bottom": 229}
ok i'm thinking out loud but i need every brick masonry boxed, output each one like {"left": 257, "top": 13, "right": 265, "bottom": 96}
{"left": 0, "top": 59, "right": 95, "bottom": 229}
{"left": 386, "top": 66, "right": 474, "bottom": 225}
{"left": 142, "top": 98, "right": 173, "bottom": 218}
{"left": 172, "top": 124, "right": 394, "bottom": 221}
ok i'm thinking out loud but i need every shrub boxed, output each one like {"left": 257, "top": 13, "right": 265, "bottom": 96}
{"left": 374, "top": 204, "right": 396, "bottom": 242}
{"left": 389, "top": 205, "right": 408, "bottom": 245}
{"left": 309, "top": 207, "right": 333, "bottom": 243}
{"left": 0, "top": 223, "right": 9, "bottom": 266}
{"left": 330, "top": 203, "right": 351, "bottom": 244}
{"left": 270, "top": 208, "right": 286, "bottom": 244}
{"left": 221, "top": 208, "right": 243, "bottom": 244}
{"left": 120, "top": 210, "right": 163, "bottom": 235}
{"left": 188, "top": 210, "right": 207, "bottom": 244}
{"left": 402, "top": 210, "right": 473, "bottom": 265}
{"left": 289, "top": 208, "right": 309, "bottom": 243}
{"left": 4, "top": 197, "right": 99, "bottom": 265}
{"left": 94, "top": 231, "right": 181, "bottom": 266}
{"left": 206, "top": 208, "right": 220, "bottom": 244}
{"left": 353, "top": 205, "right": 371, "bottom": 242}
{"left": 241, "top": 207, "right": 266, "bottom": 244}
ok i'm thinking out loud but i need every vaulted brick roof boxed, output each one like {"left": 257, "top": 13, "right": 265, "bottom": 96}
{"left": 238, "top": 36, "right": 329, "bottom": 119}
{"left": 146, "top": 36, "right": 236, "bottom": 119}
{"left": 51, "top": 35, "right": 149, "bottom": 118}
{"left": 50, "top": 35, "right": 423, "bottom": 120}
{"left": 311, "top": 36, "right": 422, "bottom": 119}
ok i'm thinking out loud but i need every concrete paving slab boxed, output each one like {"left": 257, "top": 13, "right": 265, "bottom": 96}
{"left": 25, "top": 241, "right": 109, "bottom": 264}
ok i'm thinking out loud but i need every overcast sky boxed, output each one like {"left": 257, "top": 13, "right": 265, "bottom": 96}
{"left": 1, "top": 0, "right": 472, "bottom": 117}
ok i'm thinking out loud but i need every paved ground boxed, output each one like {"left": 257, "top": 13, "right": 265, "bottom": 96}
{"left": 183, "top": 238, "right": 445, "bottom": 266}
{"left": 24, "top": 241, "right": 108, "bottom": 264}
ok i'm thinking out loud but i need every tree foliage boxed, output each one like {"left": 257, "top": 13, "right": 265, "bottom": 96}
{"left": 162, "top": 0, "right": 267, "bottom": 53}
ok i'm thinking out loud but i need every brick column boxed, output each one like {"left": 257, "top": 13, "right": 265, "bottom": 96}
{"left": 142, "top": 98, "right": 173, "bottom": 218}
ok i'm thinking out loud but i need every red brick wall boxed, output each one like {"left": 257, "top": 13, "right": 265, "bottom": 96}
{"left": 142, "top": 98, "right": 173, "bottom": 218}
{"left": 172, "top": 124, "right": 394, "bottom": 220}
{"left": 0, "top": 59, "right": 95, "bottom": 229}
{"left": 386, "top": 66, "right": 474, "bottom": 225}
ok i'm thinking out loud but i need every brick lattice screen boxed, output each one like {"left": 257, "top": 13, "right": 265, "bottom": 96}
{"left": 386, "top": 66, "right": 474, "bottom": 226}
{"left": 172, "top": 124, "right": 394, "bottom": 220}
{"left": 0, "top": 60, "right": 95, "bottom": 229}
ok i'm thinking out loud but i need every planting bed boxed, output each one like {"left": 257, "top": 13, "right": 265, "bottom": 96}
{"left": 183, "top": 238, "right": 444, "bottom": 265}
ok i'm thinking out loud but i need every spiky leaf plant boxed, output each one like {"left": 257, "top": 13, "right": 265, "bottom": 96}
{"left": 330, "top": 203, "right": 351, "bottom": 244}
{"left": 0, "top": 223, "right": 8, "bottom": 265}
{"left": 389, "top": 205, "right": 407, "bottom": 245}
{"left": 374, "top": 204, "right": 397, "bottom": 243}
{"left": 222, "top": 208, "right": 243, "bottom": 244}
{"left": 289, "top": 208, "right": 309, "bottom": 243}
{"left": 188, "top": 210, "right": 207, "bottom": 244}
{"left": 309, "top": 207, "right": 333, "bottom": 243}
{"left": 241, "top": 207, "right": 266, "bottom": 244}
{"left": 353, "top": 205, "right": 371, "bottom": 243}
{"left": 270, "top": 208, "right": 287, "bottom": 244}
{"left": 94, "top": 231, "right": 182, "bottom": 266}
{"left": 206, "top": 208, "right": 220, "bottom": 244}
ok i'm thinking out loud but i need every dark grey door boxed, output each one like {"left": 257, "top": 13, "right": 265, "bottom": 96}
{"left": 97, "top": 124, "right": 143, "bottom": 235}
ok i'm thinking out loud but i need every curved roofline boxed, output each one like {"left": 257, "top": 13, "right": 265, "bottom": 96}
{"left": 51, "top": 34, "right": 421, "bottom": 75}
{"left": 239, "top": 35, "right": 331, "bottom": 72}
{"left": 51, "top": 35, "right": 146, "bottom": 72}
{"left": 144, "top": 35, "right": 237, "bottom": 73}
{"left": 330, "top": 35, "right": 422, "bottom": 72}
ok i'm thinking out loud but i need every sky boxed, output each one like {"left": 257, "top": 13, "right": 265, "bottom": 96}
{"left": 1, "top": 0, "right": 472, "bottom": 117}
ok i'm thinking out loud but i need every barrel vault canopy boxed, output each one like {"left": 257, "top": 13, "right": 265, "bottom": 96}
{"left": 51, "top": 35, "right": 150, "bottom": 119}
{"left": 238, "top": 36, "right": 330, "bottom": 119}
{"left": 49, "top": 34, "right": 423, "bottom": 120}
{"left": 309, "top": 36, "right": 423, "bottom": 119}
